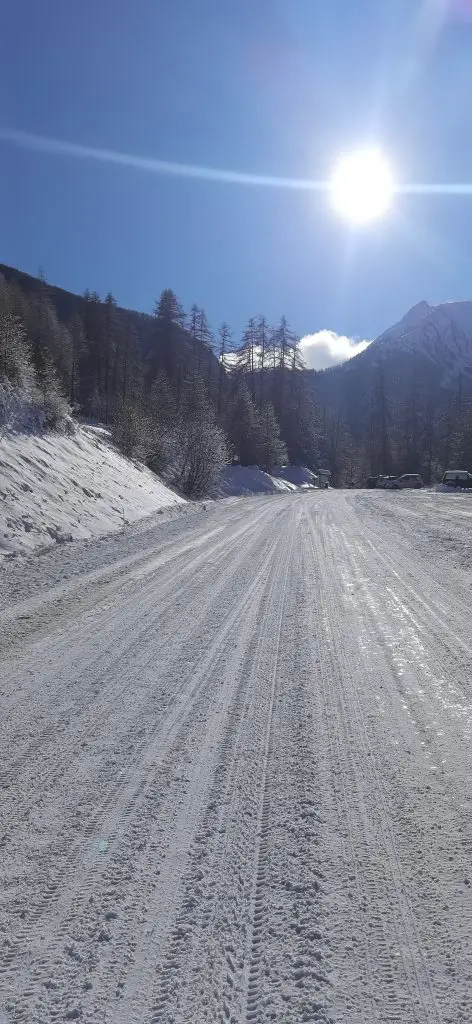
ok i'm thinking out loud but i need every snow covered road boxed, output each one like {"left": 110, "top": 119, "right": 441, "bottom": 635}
{"left": 1, "top": 490, "right": 472, "bottom": 1023}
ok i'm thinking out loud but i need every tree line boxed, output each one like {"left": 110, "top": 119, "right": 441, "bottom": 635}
{"left": 361, "top": 360, "right": 472, "bottom": 483}
{"left": 0, "top": 272, "right": 334, "bottom": 495}
{"left": 3, "top": 269, "right": 471, "bottom": 492}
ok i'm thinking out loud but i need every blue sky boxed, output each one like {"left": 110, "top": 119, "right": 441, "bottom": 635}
{"left": 2, "top": 0, "right": 472, "bottom": 359}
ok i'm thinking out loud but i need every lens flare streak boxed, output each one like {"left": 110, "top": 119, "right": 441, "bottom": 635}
{"left": 1, "top": 126, "right": 472, "bottom": 199}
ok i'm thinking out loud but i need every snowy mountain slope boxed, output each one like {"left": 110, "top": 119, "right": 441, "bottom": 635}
{"left": 375, "top": 299, "right": 472, "bottom": 386}
{"left": 0, "top": 424, "right": 184, "bottom": 558}
{"left": 309, "top": 297, "right": 472, "bottom": 437}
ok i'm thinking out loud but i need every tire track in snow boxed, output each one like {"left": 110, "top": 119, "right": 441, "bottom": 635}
{"left": 306, "top": 504, "right": 443, "bottom": 1024}
{"left": 306, "top": 508, "right": 379, "bottom": 1024}
{"left": 333, "top": 509, "right": 471, "bottom": 1021}
{"left": 2, "top": 490, "right": 471, "bottom": 1024}
{"left": 61, "top": 546, "right": 277, "bottom": 1024}
{"left": 239, "top": 523, "right": 295, "bottom": 1024}
{"left": 0, "top": 505, "right": 280, "bottom": 842}
{"left": 243, "top": 516, "right": 333, "bottom": 1024}
{"left": 0, "top": 508, "right": 286, "bottom": 1023}
{"left": 141, "top": 527, "right": 295, "bottom": 1024}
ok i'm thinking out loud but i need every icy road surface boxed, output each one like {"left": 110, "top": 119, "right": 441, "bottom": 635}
{"left": 1, "top": 490, "right": 472, "bottom": 1023}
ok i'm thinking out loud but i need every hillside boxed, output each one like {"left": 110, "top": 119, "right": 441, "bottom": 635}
{"left": 5, "top": 263, "right": 472, "bottom": 486}
{"left": 0, "top": 423, "right": 184, "bottom": 557}
{"left": 0, "top": 263, "right": 149, "bottom": 331}
{"left": 313, "top": 298, "right": 472, "bottom": 416}
{"left": 0, "top": 263, "right": 219, "bottom": 372}
{"left": 0, "top": 265, "right": 323, "bottom": 487}
{"left": 376, "top": 299, "right": 472, "bottom": 386}
{"left": 307, "top": 298, "right": 472, "bottom": 481}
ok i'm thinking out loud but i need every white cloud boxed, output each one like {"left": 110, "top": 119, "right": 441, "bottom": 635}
{"left": 299, "top": 330, "right": 372, "bottom": 370}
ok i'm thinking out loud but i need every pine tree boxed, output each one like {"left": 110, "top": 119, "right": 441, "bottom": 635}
{"left": 150, "top": 369, "right": 175, "bottom": 418}
{"left": 196, "top": 309, "right": 213, "bottom": 375}
{"left": 217, "top": 322, "right": 232, "bottom": 416}
{"left": 271, "top": 315, "right": 298, "bottom": 370}
{"left": 236, "top": 317, "right": 257, "bottom": 399}
{"left": 188, "top": 303, "right": 200, "bottom": 363}
{"left": 151, "top": 288, "right": 185, "bottom": 390}
{"left": 0, "top": 311, "right": 40, "bottom": 429}
{"left": 81, "top": 291, "right": 104, "bottom": 410}
{"left": 368, "top": 364, "right": 391, "bottom": 475}
{"left": 102, "top": 293, "right": 120, "bottom": 424}
{"left": 0, "top": 311, "right": 33, "bottom": 389}
{"left": 255, "top": 315, "right": 269, "bottom": 407}
{"left": 259, "top": 402, "right": 287, "bottom": 472}
{"left": 155, "top": 288, "right": 185, "bottom": 326}
{"left": 67, "top": 311, "right": 87, "bottom": 408}
{"left": 175, "top": 372, "right": 226, "bottom": 496}
{"left": 320, "top": 411, "right": 352, "bottom": 487}
{"left": 283, "top": 375, "right": 320, "bottom": 467}
{"left": 120, "top": 316, "right": 142, "bottom": 404}
{"left": 270, "top": 316, "right": 299, "bottom": 424}
{"left": 227, "top": 384, "right": 262, "bottom": 465}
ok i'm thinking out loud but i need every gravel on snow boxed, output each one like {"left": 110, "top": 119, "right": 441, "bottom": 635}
{"left": 1, "top": 489, "right": 471, "bottom": 1023}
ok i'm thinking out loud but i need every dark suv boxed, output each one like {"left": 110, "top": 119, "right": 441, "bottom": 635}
{"left": 441, "top": 470, "right": 472, "bottom": 488}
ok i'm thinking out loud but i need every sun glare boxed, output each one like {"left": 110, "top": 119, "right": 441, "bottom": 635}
{"left": 330, "top": 149, "right": 394, "bottom": 224}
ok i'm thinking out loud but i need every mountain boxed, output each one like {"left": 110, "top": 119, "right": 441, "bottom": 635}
{"left": 0, "top": 263, "right": 155, "bottom": 349}
{"left": 374, "top": 300, "right": 472, "bottom": 387}
{"left": 0, "top": 263, "right": 220, "bottom": 374}
{"left": 304, "top": 298, "right": 472, "bottom": 481}
{"left": 3, "top": 260, "right": 470, "bottom": 483}
{"left": 311, "top": 299, "right": 472, "bottom": 432}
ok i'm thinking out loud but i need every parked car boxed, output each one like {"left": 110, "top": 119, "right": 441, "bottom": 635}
{"left": 377, "top": 475, "right": 397, "bottom": 489}
{"left": 441, "top": 470, "right": 472, "bottom": 488}
{"left": 366, "top": 476, "right": 378, "bottom": 488}
{"left": 391, "top": 473, "right": 424, "bottom": 489}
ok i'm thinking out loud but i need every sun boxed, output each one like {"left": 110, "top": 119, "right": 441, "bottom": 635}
{"left": 330, "top": 149, "right": 394, "bottom": 224}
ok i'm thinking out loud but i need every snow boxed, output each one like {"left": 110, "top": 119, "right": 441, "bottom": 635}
{"left": 212, "top": 464, "right": 298, "bottom": 497}
{"left": 437, "top": 298, "right": 472, "bottom": 335}
{"left": 1, "top": 489, "right": 472, "bottom": 1022}
{"left": 401, "top": 299, "right": 431, "bottom": 326}
{"left": 375, "top": 298, "right": 472, "bottom": 384}
{"left": 435, "top": 483, "right": 472, "bottom": 493}
{"left": 273, "top": 464, "right": 317, "bottom": 486}
{"left": 0, "top": 424, "right": 184, "bottom": 558}
{"left": 212, "top": 464, "right": 318, "bottom": 498}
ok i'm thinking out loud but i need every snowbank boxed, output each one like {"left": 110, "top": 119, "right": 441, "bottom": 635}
{"left": 0, "top": 424, "right": 184, "bottom": 558}
{"left": 273, "top": 465, "right": 317, "bottom": 487}
{"left": 213, "top": 465, "right": 298, "bottom": 498}
{"left": 435, "top": 484, "right": 472, "bottom": 494}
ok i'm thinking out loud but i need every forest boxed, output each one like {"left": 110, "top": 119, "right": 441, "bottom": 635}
{"left": 0, "top": 270, "right": 328, "bottom": 496}
{"left": 1, "top": 266, "right": 472, "bottom": 494}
